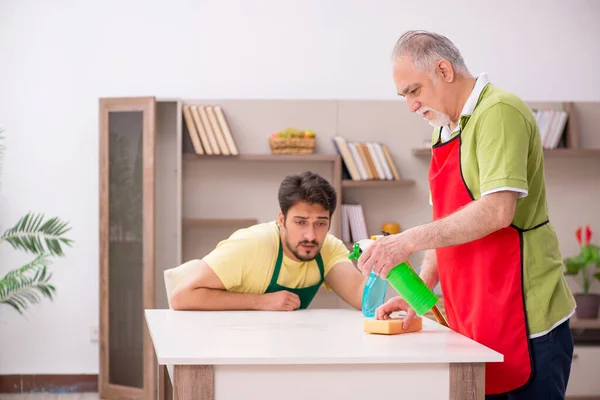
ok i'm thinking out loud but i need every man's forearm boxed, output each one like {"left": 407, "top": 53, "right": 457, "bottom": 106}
{"left": 407, "top": 192, "right": 516, "bottom": 253}
{"left": 171, "top": 287, "right": 264, "bottom": 311}
{"left": 420, "top": 249, "right": 439, "bottom": 289}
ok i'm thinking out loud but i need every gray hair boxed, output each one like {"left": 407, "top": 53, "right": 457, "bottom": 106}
{"left": 391, "top": 30, "right": 471, "bottom": 77}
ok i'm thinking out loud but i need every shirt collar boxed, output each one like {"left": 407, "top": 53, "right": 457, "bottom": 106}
{"left": 460, "top": 72, "right": 490, "bottom": 118}
{"left": 441, "top": 72, "right": 490, "bottom": 137}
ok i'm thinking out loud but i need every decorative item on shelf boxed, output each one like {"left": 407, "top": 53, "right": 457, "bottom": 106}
{"left": 564, "top": 225, "right": 600, "bottom": 319}
{"left": 381, "top": 222, "right": 400, "bottom": 235}
{"left": 269, "top": 127, "right": 316, "bottom": 155}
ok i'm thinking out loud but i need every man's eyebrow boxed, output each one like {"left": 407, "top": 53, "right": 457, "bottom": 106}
{"left": 398, "top": 84, "right": 418, "bottom": 96}
{"left": 292, "top": 215, "right": 329, "bottom": 220}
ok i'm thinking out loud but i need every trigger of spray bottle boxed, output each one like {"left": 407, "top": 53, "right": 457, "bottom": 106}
{"left": 348, "top": 234, "right": 388, "bottom": 318}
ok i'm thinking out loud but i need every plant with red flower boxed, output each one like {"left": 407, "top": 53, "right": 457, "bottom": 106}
{"left": 564, "top": 225, "right": 600, "bottom": 295}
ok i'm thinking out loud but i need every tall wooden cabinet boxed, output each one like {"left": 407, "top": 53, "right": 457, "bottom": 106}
{"left": 99, "top": 97, "right": 158, "bottom": 400}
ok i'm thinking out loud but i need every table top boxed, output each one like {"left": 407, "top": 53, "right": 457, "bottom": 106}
{"left": 144, "top": 308, "right": 503, "bottom": 365}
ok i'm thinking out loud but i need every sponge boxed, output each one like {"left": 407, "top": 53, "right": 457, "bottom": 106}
{"left": 363, "top": 316, "right": 423, "bottom": 335}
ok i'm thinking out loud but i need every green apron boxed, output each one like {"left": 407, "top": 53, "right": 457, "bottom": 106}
{"left": 264, "top": 236, "right": 325, "bottom": 309}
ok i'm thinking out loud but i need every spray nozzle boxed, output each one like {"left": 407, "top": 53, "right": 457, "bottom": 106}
{"left": 348, "top": 242, "right": 362, "bottom": 260}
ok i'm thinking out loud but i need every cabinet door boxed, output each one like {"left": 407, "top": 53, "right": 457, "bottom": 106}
{"left": 99, "top": 97, "right": 156, "bottom": 400}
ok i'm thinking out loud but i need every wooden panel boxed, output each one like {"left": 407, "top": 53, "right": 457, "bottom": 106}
{"left": 449, "top": 362, "right": 485, "bottom": 399}
{"left": 173, "top": 365, "right": 213, "bottom": 400}
{"left": 570, "top": 101, "right": 600, "bottom": 149}
{"left": 158, "top": 365, "right": 173, "bottom": 400}
{"left": 155, "top": 100, "right": 183, "bottom": 310}
{"left": 99, "top": 96, "right": 157, "bottom": 400}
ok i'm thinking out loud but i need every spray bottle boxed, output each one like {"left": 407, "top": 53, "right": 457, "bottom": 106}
{"left": 349, "top": 237, "right": 387, "bottom": 318}
{"left": 349, "top": 233, "right": 448, "bottom": 327}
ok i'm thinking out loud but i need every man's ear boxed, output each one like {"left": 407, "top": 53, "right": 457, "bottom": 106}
{"left": 277, "top": 211, "right": 284, "bottom": 227}
{"left": 437, "top": 59, "right": 454, "bottom": 83}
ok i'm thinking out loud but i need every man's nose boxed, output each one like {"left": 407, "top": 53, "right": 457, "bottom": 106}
{"left": 304, "top": 227, "right": 317, "bottom": 241}
{"left": 408, "top": 99, "right": 421, "bottom": 113}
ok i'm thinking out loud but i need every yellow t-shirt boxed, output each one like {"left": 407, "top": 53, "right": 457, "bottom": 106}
{"left": 202, "top": 221, "right": 350, "bottom": 294}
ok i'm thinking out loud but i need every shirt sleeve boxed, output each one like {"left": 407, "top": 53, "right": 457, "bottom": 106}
{"left": 202, "top": 230, "right": 258, "bottom": 290}
{"left": 475, "top": 103, "right": 530, "bottom": 198}
{"left": 321, "top": 234, "right": 351, "bottom": 277}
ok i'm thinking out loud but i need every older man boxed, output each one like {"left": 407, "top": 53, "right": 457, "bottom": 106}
{"left": 358, "top": 30, "right": 576, "bottom": 399}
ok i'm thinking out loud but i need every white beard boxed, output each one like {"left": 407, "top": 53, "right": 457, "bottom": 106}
{"left": 417, "top": 107, "right": 451, "bottom": 128}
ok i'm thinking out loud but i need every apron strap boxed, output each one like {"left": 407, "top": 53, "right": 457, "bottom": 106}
{"left": 315, "top": 253, "right": 325, "bottom": 282}
{"left": 269, "top": 236, "right": 284, "bottom": 287}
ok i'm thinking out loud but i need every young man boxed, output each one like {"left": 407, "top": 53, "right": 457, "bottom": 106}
{"left": 358, "top": 31, "right": 575, "bottom": 399}
{"left": 167, "top": 171, "right": 366, "bottom": 311}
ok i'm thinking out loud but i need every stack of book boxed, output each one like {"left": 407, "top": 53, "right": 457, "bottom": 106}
{"left": 182, "top": 104, "right": 239, "bottom": 155}
{"left": 532, "top": 108, "right": 569, "bottom": 149}
{"left": 341, "top": 203, "right": 368, "bottom": 244}
{"left": 332, "top": 136, "right": 401, "bottom": 181}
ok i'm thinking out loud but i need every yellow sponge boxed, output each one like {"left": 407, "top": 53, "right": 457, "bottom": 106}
{"left": 363, "top": 316, "right": 423, "bottom": 335}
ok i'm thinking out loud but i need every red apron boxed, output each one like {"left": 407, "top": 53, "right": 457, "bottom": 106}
{"left": 429, "top": 132, "right": 533, "bottom": 395}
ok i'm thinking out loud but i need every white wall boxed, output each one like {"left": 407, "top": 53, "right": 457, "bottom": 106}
{"left": 1, "top": 0, "right": 599, "bottom": 374}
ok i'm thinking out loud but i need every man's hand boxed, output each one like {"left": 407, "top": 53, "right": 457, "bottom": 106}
{"left": 357, "top": 232, "right": 415, "bottom": 279}
{"left": 258, "top": 291, "right": 301, "bottom": 311}
{"left": 375, "top": 297, "right": 416, "bottom": 329}
{"left": 375, "top": 249, "right": 439, "bottom": 329}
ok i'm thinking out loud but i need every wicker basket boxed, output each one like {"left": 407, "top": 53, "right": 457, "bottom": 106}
{"left": 269, "top": 137, "right": 316, "bottom": 155}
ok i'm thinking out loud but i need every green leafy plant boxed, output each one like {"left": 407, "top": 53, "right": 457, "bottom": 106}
{"left": 0, "top": 129, "right": 74, "bottom": 315}
{"left": 564, "top": 225, "right": 600, "bottom": 295}
{"left": 0, "top": 212, "right": 73, "bottom": 314}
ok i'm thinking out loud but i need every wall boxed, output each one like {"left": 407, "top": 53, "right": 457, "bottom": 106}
{"left": 0, "top": 0, "right": 599, "bottom": 374}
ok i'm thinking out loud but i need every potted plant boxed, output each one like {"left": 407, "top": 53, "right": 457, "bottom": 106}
{"left": 564, "top": 225, "right": 600, "bottom": 319}
{"left": 0, "top": 128, "right": 73, "bottom": 315}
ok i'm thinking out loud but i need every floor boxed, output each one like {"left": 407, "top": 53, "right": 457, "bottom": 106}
{"left": 0, "top": 395, "right": 98, "bottom": 400}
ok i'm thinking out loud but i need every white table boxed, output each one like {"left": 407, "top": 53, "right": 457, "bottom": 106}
{"left": 145, "top": 309, "right": 502, "bottom": 400}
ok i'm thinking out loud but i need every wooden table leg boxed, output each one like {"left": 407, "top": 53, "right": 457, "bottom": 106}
{"left": 173, "top": 365, "right": 214, "bottom": 400}
{"left": 449, "top": 362, "right": 485, "bottom": 400}
{"left": 158, "top": 364, "right": 173, "bottom": 400}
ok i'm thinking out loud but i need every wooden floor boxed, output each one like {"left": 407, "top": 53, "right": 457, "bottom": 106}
{"left": 0, "top": 395, "right": 98, "bottom": 400}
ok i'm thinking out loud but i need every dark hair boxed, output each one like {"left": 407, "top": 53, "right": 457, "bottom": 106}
{"left": 278, "top": 171, "right": 337, "bottom": 218}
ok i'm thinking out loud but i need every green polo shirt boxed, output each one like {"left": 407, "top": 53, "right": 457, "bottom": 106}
{"left": 432, "top": 82, "right": 575, "bottom": 337}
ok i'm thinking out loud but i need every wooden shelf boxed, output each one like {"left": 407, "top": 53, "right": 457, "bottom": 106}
{"left": 342, "top": 179, "right": 415, "bottom": 188}
{"left": 412, "top": 148, "right": 432, "bottom": 157}
{"left": 182, "top": 153, "right": 339, "bottom": 162}
{"left": 543, "top": 148, "right": 600, "bottom": 157}
{"left": 183, "top": 218, "right": 259, "bottom": 228}
{"left": 412, "top": 148, "right": 600, "bottom": 158}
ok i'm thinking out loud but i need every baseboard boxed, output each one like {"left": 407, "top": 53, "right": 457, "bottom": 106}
{"left": 0, "top": 374, "right": 97, "bottom": 393}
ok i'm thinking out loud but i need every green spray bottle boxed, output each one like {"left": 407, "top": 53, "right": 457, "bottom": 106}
{"left": 349, "top": 233, "right": 448, "bottom": 326}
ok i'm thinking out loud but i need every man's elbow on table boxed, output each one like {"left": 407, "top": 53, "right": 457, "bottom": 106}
{"left": 169, "top": 287, "right": 196, "bottom": 310}
{"left": 168, "top": 260, "right": 226, "bottom": 310}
